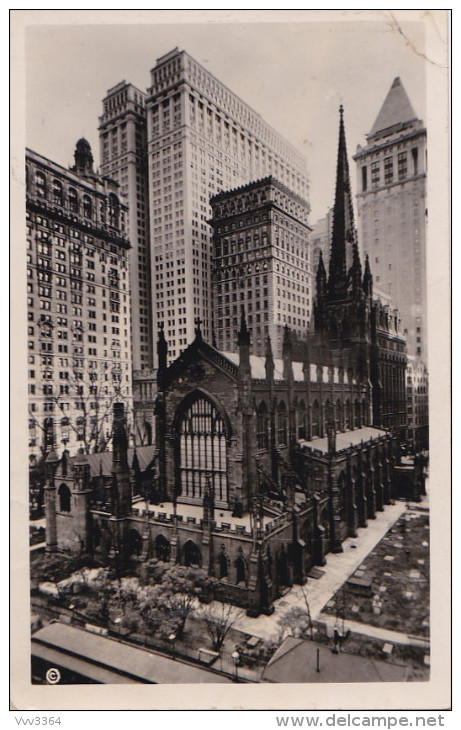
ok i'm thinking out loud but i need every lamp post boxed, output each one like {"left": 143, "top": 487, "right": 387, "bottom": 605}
{"left": 231, "top": 650, "right": 240, "bottom": 681}
{"left": 168, "top": 632, "right": 177, "bottom": 658}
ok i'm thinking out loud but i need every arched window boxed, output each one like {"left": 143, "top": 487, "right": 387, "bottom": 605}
{"left": 256, "top": 401, "right": 269, "bottom": 450}
{"left": 311, "top": 400, "right": 320, "bottom": 438}
{"left": 298, "top": 399, "right": 307, "bottom": 439}
{"left": 361, "top": 399, "right": 367, "bottom": 426}
{"left": 354, "top": 400, "right": 361, "bottom": 429}
{"left": 155, "top": 534, "right": 171, "bottom": 562}
{"left": 68, "top": 187, "right": 79, "bottom": 213}
{"left": 83, "top": 195, "right": 92, "bottom": 219}
{"left": 108, "top": 194, "right": 119, "bottom": 227}
{"left": 44, "top": 417, "right": 54, "bottom": 448}
{"left": 277, "top": 400, "right": 287, "bottom": 446}
{"left": 60, "top": 417, "right": 70, "bottom": 444}
{"left": 76, "top": 415, "right": 85, "bottom": 442}
{"left": 219, "top": 548, "right": 229, "bottom": 579}
{"left": 344, "top": 400, "right": 351, "bottom": 430}
{"left": 184, "top": 540, "right": 202, "bottom": 568}
{"left": 336, "top": 399, "right": 343, "bottom": 432}
{"left": 52, "top": 179, "right": 63, "bottom": 206}
{"left": 35, "top": 171, "right": 47, "bottom": 198}
{"left": 178, "top": 394, "right": 228, "bottom": 503}
{"left": 58, "top": 484, "right": 71, "bottom": 513}
{"left": 235, "top": 555, "right": 246, "bottom": 584}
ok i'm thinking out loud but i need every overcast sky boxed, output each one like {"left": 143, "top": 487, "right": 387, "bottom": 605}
{"left": 25, "top": 14, "right": 427, "bottom": 222}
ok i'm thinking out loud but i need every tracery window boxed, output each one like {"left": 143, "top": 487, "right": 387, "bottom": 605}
{"left": 179, "top": 395, "right": 228, "bottom": 503}
{"left": 256, "top": 401, "right": 269, "bottom": 450}
{"left": 277, "top": 400, "right": 287, "bottom": 446}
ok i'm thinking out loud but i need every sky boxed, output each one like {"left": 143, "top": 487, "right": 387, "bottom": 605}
{"left": 24, "top": 12, "right": 428, "bottom": 222}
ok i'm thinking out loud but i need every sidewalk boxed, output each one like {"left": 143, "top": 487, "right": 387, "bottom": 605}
{"left": 233, "top": 499, "right": 415, "bottom": 641}
{"left": 318, "top": 613, "right": 430, "bottom": 648}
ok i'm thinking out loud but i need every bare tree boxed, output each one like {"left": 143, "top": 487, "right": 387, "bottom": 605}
{"left": 198, "top": 602, "right": 243, "bottom": 652}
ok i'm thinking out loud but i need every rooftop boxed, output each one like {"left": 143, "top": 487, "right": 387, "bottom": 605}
{"left": 369, "top": 77, "right": 418, "bottom": 137}
{"left": 262, "top": 636, "right": 409, "bottom": 683}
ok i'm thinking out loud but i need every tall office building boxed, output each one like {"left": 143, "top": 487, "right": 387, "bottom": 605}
{"left": 26, "top": 141, "right": 133, "bottom": 464}
{"left": 99, "top": 82, "right": 153, "bottom": 371}
{"left": 144, "top": 48, "right": 310, "bottom": 364}
{"left": 210, "top": 177, "right": 311, "bottom": 358}
{"left": 353, "top": 77, "right": 427, "bottom": 359}
{"left": 310, "top": 208, "right": 333, "bottom": 275}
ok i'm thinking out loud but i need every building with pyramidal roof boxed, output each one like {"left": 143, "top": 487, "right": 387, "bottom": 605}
{"left": 353, "top": 77, "right": 427, "bottom": 360}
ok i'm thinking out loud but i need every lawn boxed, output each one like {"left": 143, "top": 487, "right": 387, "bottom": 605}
{"left": 321, "top": 510, "right": 430, "bottom": 637}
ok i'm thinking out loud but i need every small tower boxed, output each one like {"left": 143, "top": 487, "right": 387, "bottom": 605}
{"left": 72, "top": 138, "right": 95, "bottom": 177}
{"left": 72, "top": 448, "right": 93, "bottom": 553}
{"left": 110, "top": 403, "right": 132, "bottom": 518}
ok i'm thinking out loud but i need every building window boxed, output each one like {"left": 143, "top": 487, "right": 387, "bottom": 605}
{"left": 178, "top": 394, "right": 228, "bottom": 504}
{"left": 83, "top": 195, "right": 92, "bottom": 219}
{"left": 68, "top": 188, "right": 79, "bottom": 213}
{"left": 58, "top": 484, "right": 71, "bottom": 513}
{"left": 35, "top": 171, "right": 47, "bottom": 198}
{"left": 311, "top": 400, "right": 320, "bottom": 438}
{"left": 371, "top": 163, "right": 380, "bottom": 187}
{"left": 361, "top": 166, "right": 367, "bottom": 192}
{"left": 398, "top": 152, "right": 407, "bottom": 180}
{"left": 412, "top": 147, "right": 419, "bottom": 175}
{"left": 384, "top": 157, "right": 393, "bottom": 184}
{"left": 52, "top": 179, "right": 63, "bottom": 206}
{"left": 256, "top": 401, "right": 269, "bottom": 450}
{"left": 277, "top": 400, "right": 287, "bottom": 446}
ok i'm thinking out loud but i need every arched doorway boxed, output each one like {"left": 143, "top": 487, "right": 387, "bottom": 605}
{"left": 155, "top": 534, "right": 171, "bottom": 562}
{"left": 125, "top": 529, "right": 143, "bottom": 558}
{"left": 183, "top": 540, "right": 202, "bottom": 568}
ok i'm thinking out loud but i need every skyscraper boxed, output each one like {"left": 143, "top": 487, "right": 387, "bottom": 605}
{"left": 26, "top": 140, "right": 133, "bottom": 464}
{"left": 210, "top": 177, "right": 311, "bottom": 358}
{"left": 99, "top": 82, "right": 152, "bottom": 372}
{"left": 353, "top": 77, "right": 427, "bottom": 359}
{"left": 139, "top": 48, "right": 309, "bottom": 364}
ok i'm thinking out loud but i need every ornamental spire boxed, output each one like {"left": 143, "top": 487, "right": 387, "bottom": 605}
{"left": 328, "top": 105, "right": 358, "bottom": 298}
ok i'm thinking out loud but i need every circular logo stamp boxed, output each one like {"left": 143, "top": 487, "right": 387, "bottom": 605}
{"left": 45, "top": 667, "right": 61, "bottom": 684}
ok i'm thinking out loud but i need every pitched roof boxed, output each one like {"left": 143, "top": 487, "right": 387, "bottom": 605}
{"left": 69, "top": 445, "right": 155, "bottom": 478}
{"left": 369, "top": 77, "right": 417, "bottom": 136}
{"left": 262, "top": 637, "right": 408, "bottom": 683}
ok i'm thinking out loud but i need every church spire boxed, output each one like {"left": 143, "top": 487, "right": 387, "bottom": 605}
{"left": 328, "top": 105, "right": 357, "bottom": 298}
{"left": 363, "top": 253, "right": 373, "bottom": 298}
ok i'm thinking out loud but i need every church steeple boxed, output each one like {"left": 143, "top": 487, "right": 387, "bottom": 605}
{"left": 363, "top": 254, "right": 373, "bottom": 298}
{"left": 328, "top": 105, "right": 358, "bottom": 298}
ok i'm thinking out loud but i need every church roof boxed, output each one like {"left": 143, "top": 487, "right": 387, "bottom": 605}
{"left": 299, "top": 426, "right": 388, "bottom": 454}
{"left": 67, "top": 444, "right": 155, "bottom": 478}
{"left": 369, "top": 77, "right": 417, "bottom": 136}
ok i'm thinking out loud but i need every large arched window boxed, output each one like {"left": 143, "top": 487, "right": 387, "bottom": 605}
{"left": 178, "top": 394, "right": 228, "bottom": 504}
{"left": 277, "top": 400, "right": 287, "bottom": 446}
{"left": 256, "top": 401, "right": 269, "bottom": 450}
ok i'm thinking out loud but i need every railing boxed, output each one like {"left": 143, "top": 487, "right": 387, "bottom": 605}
{"left": 31, "top": 598, "right": 260, "bottom": 683}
